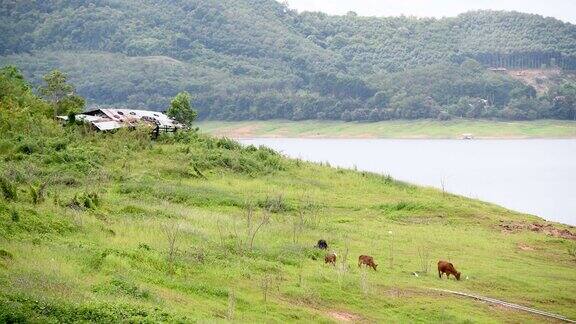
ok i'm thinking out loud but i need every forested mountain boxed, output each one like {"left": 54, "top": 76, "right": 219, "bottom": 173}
{"left": 1, "top": 0, "right": 576, "bottom": 120}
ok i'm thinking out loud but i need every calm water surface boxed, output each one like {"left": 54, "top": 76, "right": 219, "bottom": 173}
{"left": 240, "top": 139, "right": 576, "bottom": 226}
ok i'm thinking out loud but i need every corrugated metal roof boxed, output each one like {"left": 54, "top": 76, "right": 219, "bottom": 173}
{"left": 59, "top": 108, "right": 185, "bottom": 131}
{"left": 93, "top": 121, "right": 123, "bottom": 131}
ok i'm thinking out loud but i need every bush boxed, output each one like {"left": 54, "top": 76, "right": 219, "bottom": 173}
{"left": 0, "top": 249, "right": 13, "bottom": 260}
{"left": 86, "top": 250, "right": 111, "bottom": 271}
{"left": 0, "top": 176, "right": 17, "bottom": 201}
{"left": 49, "top": 139, "right": 68, "bottom": 151}
{"left": 10, "top": 209, "right": 19, "bottom": 222}
{"left": 216, "top": 137, "right": 242, "bottom": 150}
{"left": 29, "top": 183, "right": 47, "bottom": 204}
{"left": 568, "top": 244, "right": 576, "bottom": 260}
{"left": 69, "top": 191, "right": 101, "bottom": 210}
{"left": 437, "top": 111, "right": 452, "bottom": 121}
{"left": 16, "top": 141, "right": 41, "bottom": 155}
{"left": 377, "top": 201, "right": 425, "bottom": 212}
{"left": 258, "top": 195, "right": 292, "bottom": 213}
{"left": 92, "top": 276, "right": 152, "bottom": 300}
{"left": 0, "top": 293, "right": 174, "bottom": 322}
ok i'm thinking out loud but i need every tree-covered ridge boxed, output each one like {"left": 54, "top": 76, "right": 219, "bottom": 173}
{"left": 296, "top": 10, "right": 576, "bottom": 72}
{"left": 1, "top": 0, "right": 575, "bottom": 121}
{"left": 0, "top": 0, "right": 335, "bottom": 67}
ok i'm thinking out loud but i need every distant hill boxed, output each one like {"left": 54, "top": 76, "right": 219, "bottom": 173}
{"left": 1, "top": 1, "right": 576, "bottom": 120}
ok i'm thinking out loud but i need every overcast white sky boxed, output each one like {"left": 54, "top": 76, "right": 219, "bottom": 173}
{"left": 282, "top": 0, "right": 576, "bottom": 24}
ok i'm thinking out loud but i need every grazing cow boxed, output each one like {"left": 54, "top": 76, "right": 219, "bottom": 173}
{"left": 316, "top": 239, "right": 328, "bottom": 250}
{"left": 437, "top": 260, "right": 461, "bottom": 280}
{"left": 358, "top": 255, "right": 378, "bottom": 271}
{"left": 325, "top": 252, "right": 337, "bottom": 266}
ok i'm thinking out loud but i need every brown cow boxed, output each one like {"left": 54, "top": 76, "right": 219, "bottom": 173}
{"left": 358, "top": 255, "right": 378, "bottom": 271}
{"left": 437, "top": 260, "right": 461, "bottom": 280}
{"left": 324, "top": 252, "right": 337, "bottom": 266}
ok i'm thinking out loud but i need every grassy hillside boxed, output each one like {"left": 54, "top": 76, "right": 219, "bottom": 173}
{"left": 2, "top": 1, "right": 576, "bottom": 121}
{"left": 198, "top": 119, "right": 576, "bottom": 139}
{"left": 1, "top": 68, "right": 576, "bottom": 322}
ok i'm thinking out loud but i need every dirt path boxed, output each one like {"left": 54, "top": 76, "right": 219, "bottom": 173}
{"left": 429, "top": 288, "right": 575, "bottom": 323}
{"left": 327, "top": 310, "right": 360, "bottom": 322}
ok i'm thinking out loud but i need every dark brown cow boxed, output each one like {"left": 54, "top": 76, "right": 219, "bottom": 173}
{"left": 316, "top": 239, "right": 328, "bottom": 250}
{"left": 358, "top": 255, "right": 378, "bottom": 271}
{"left": 437, "top": 260, "right": 461, "bottom": 280}
{"left": 324, "top": 252, "right": 337, "bottom": 266}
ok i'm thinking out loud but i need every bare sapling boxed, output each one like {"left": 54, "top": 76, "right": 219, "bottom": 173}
{"left": 335, "top": 237, "right": 351, "bottom": 288}
{"left": 297, "top": 265, "right": 304, "bottom": 288}
{"left": 227, "top": 289, "right": 236, "bottom": 320}
{"left": 260, "top": 274, "right": 273, "bottom": 313}
{"left": 217, "top": 201, "right": 271, "bottom": 254}
{"left": 388, "top": 230, "right": 394, "bottom": 269}
{"left": 245, "top": 202, "right": 254, "bottom": 235}
{"left": 162, "top": 222, "right": 181, "bottom": 272}
{"left": 360, "top": 267, "right": 369, "bottom": 295}
{"left": 216, "top": 219, "right": 226, "bottom": 248}
{"left": 340, "top": 238, "right": 350, "bottom": 272}
{"left": 29, "top": 182, "right": 47, "bottom": 204}
{"left": 417, "top": 245, "right": 431, "bottom": 274}
{"left": 568, "top": 244, "right": 576, "bottom": 261}
{"left": 292, "top": 209, "right": 305, "bottom": 244}
{"left": 440, "top": 176, "right": 447, "bottom": 196}
{"left": 232, "top": 220, "right": 245, "bottom": 255}
{"left": 249, "top": 208, "right": 271, "bottom": 251}
{"left": 231, "top": 202, "right": 254, "bottom": 254}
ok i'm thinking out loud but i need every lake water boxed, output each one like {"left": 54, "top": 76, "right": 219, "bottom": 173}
{"left": 240, "top": 139, "right": 576, "bottom": 226}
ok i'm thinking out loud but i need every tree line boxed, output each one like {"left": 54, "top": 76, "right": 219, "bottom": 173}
{"left": 1, "top": 1, "right": 575, "bottom": 121}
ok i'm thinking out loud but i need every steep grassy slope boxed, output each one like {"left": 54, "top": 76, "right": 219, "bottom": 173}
{"left": 1, "top": 67, "right": 575, "bottom": 322}
{"left": 1, "top": 130, "right": 576, "bottom": 322}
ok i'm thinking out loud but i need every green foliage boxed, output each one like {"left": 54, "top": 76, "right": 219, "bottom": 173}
{"left": 568, "top": 244, "right": 576, "bottom": 260}
{"left": 167, "top": 91, "right": 197, "bottom": 126}
{"left": 1, "top": 3, "right": 575, "bottom": 121}
{"left": 0, "top": 176, "right": 17, "bottom": 201}
{"left": 0, "top": 249, "right": 13, "bottom": 260}
{"left": 92, "top": 276, "right": 152, "bottom": 300}
{"left": 57, "top": 94, "right": 86, "bottom": 116}
{"left": 216, "top": 137, "right": 242, "bottom": 150}
{"left": 28, "top": 183, "right": 47, "bottom": 205}
{"left": 0, "top": 294, "right": 179, "bottom": 323}
{"left": 0, "top": 65, "right": 30, "bottom": 100}
{"left": 158, "top": 132, "right": 286, "bottom": 176}
{"left": 38, "top": 69, "right": 85, "bottom": 116}
{"left": 39, "top": 70, "right": 73, "bottom": 102}
{"left": 10, "top": 209, "right": 19, "bottom": 222}
{"left": 548, "top": 82, "right": 576, "bottom": 120}
{"left": 69, "top": 191, "right": 101, "bottom": 210}
{"left": 0, "top": 66, "right": 62, "bottom": 141}
{"left": 258, "top": 195, "right": 292, "bottom": 213}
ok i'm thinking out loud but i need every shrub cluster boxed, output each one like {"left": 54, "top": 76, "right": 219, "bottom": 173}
{"left": 161, "top": 132, "right": 286, "bottom": 176}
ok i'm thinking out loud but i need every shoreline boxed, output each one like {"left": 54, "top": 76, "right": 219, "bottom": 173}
{"left": 222, "top": 135, "right": 576, "bottom": 140}
{"left": 198, "top": 119, "right": 576, "bottom": 140}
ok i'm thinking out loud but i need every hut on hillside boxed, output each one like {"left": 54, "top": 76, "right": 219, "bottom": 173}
{"left": 58, "top": 108, "right": 184, "bottom": 136}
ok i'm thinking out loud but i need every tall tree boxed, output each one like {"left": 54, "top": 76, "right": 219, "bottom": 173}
{"left": 39, "top": 70, "right": 84, "bottom": 117}
{"left": 167, "top": 91, "right": 197, "bottom": 126}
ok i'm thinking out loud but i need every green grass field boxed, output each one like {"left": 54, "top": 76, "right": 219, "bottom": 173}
{"left": 1, "top": 128, "right": 575, "bottom": 323}
{"left": 198, "top": 119, "right": 576, "bottom": 139}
